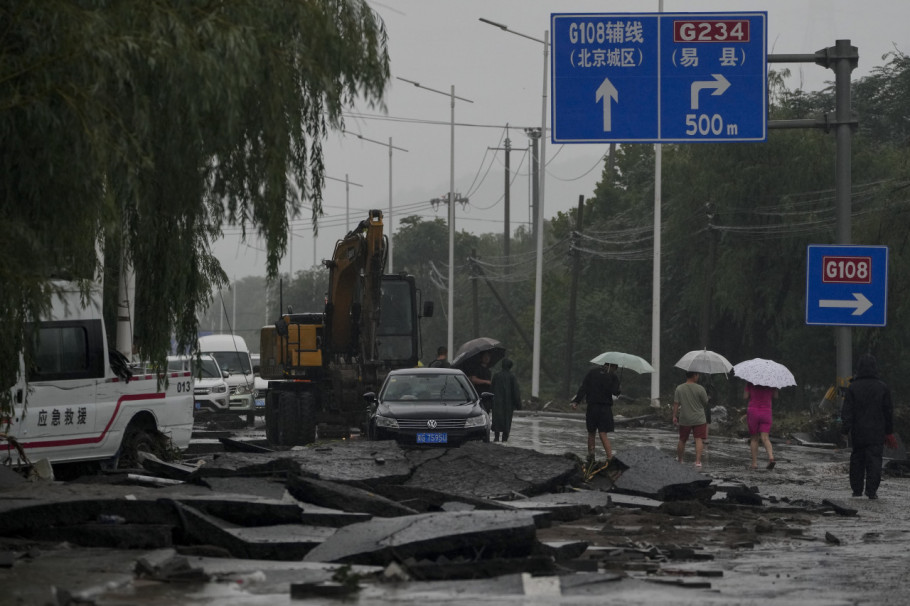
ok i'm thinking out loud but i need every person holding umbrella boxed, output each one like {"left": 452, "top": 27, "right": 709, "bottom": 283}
{"left": 468, "top": 351, "right": 494, "bottom": 391}
{"left": 672, "top": 372, "right": 709, "bottom": 468}
{"left": 571, "top": 362, "right": 621, "bottom": 462}
{"left": 732, "top": 357, "right": 797, "bottom": 471}
{"left": 744, "top": 382, "right": 779, "bottom": 470}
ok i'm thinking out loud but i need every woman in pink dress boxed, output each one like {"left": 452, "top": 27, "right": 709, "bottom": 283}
{"left": 745, "top": 382, "right": 779, "bottom": 469}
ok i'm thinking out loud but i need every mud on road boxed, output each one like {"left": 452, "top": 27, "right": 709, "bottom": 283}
{"left": 0, "top": 411, "right": 907, "bottom": 605}
{"left": 516, "top": 412, "right": 910, "bottom": 605}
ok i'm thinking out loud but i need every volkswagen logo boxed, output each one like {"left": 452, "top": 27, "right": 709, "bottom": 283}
{"left": 427, "top": 419, "right": 437, "bottom": 429}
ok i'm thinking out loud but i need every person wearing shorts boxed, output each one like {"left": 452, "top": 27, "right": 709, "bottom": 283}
{"left": 673, "top": 372, "right": 709, "bottom": 467}
{"left": 745, "top": 382, "right": 778, "bottom": 470}
{"left": 571, "top": 363, "right": 621, "bottom": 462}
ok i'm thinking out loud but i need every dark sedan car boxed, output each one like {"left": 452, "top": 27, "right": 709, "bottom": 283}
{"left": 366, "top": 368, "right": 492, "bottom": 445}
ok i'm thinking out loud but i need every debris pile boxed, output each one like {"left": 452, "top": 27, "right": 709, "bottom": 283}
{"left": 0, "top": 441, "right": 859, "bottom": 602}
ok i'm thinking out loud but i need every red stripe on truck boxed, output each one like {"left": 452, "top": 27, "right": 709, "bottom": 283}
{"left": 4, "top": 392, "right": 166, "bottom": 451}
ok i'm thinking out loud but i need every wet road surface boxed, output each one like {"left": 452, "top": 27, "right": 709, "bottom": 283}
{"left": 502, "top": 411, "right": 910, "bottom": 605}
{"left": 7, "top": 411, "right": 909, "bottom": 605}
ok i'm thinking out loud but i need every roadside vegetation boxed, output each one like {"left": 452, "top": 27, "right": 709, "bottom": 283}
{"left": 0, "top": 1, "right": 390, "bottom": 418}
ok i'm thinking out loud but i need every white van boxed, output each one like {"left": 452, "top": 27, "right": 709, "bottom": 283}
{"left": 197, "top": 334, "right": 256, "bottom": 424}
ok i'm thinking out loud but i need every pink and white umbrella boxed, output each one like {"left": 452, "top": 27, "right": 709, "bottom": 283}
{"left": 732, "top": 358, "right": 796, "bottom": 389}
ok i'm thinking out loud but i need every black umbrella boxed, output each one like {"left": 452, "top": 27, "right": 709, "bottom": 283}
{"left": 451, "top": 337, "right": 505, "bottom": 370}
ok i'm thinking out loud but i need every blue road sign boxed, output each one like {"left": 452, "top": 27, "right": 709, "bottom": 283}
{"left": 550, "top": 12, "right": 767, "bottom": 143}
{"left": 805, "top": 245, "right": 888, "bottom": 327}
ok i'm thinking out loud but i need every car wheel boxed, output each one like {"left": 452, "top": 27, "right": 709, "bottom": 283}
{"left": 118, "top": 424, "right": 164, "bottom": 469}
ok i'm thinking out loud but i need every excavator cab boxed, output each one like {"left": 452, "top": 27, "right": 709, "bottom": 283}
{"left": 375, "top": 275, "right": 419, "bottom": 367}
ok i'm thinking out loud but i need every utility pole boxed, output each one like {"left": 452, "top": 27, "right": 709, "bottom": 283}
{"left": 471, "top": 248, "right": 479, "bottom": 338}
{"left": 488, "top": 135, "right": 519, "bottom": 263}
{"left": 525, "top": 128, "right": 541, "bottom": 240}
{"left": 564, "top": 195, "right": 584, "bottom": 396}
{"left": 504, "top": 137, "right": 511, "bottom": 264}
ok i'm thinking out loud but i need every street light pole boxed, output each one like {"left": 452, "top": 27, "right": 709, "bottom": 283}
{"left": 479, "top": 18, "right": 548, "bottom": 399}
{"left": 532, "top": 30, "right": 548, "bottom": 400}
{"left": 397, "top": 77, "right": 473, "bottom": 357}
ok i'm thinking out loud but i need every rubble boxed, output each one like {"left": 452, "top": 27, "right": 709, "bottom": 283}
{"left": 0, "top": 426, "right": 890, "bottom": 603}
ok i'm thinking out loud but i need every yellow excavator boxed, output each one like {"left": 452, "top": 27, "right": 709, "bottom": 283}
{"left": 259, "top": 209, "right": 432, "bottom": 446}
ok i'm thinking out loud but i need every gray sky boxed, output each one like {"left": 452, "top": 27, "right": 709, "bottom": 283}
{"left": 214, "top": 0, "right": 910, "bottom": 281}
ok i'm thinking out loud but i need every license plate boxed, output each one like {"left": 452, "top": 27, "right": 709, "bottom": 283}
{"left": 194, "top": 401, "right": 202, "bottom": 410}
{"left": 255, "top": 398, "right": 265, "bottom": 408}
{"left": 416, "top": 432, "right": 447, "bottom": 444}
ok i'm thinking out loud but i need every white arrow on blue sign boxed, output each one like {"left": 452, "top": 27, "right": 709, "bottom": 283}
{"left": 550, "top": 12, "right": 767, "bottom": 143}
{"left": 805, "top": 245, "right": 888, "bottom": 327}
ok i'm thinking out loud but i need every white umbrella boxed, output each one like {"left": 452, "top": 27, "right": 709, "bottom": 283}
{"left": 590, "top": 352, "right": 655, "bottom": 374}
{"left": 733, "top": 358, "right": 796, "bottom": 389}
{"left": 674, "top": 349, "right": 733, "bottom": 375}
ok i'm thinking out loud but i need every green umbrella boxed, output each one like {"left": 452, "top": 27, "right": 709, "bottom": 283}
{"left": 590, "top": 352, "right": 655, "bottom": 374}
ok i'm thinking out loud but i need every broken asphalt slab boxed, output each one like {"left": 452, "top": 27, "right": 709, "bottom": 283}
{"left": 287, "top": 473, "right": 419, "bottom": 517}
{"left": 189, "top": 439, "right": 581, "bottom": 502}
{"left": 402, "top": 441, "right": 580, "bottom": 499}
{"left": 303, "top": 509, "right": 540, "bottom": 566}
{"left": 611, "top": 446, "right": 714, "bottom": 501}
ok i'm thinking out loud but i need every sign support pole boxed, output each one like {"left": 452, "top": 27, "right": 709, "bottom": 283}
{"left": 833, "top": 40, "right": 858, "bottom": 390}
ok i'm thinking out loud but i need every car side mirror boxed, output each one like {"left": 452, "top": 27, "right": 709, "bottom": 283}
{"left": 363, "top": 391, "right": 376, "bottom": 404}
{"left": 422, "top": 301, "right": 434, "bottom": 318}
{"left": 222, "top": 371, "right": 230, "bottom": 379}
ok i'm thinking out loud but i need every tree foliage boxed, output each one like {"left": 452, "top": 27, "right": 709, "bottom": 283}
{"left": 0, "top": 1, "right": 389, "bottom": 413}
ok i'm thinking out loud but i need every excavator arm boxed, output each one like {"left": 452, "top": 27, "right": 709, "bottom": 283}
{"left": 324, "top": 209, "right": 387, "bottom": 362}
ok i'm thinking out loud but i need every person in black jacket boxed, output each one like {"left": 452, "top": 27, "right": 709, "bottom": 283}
{"left": 491, "top": 358, "right": 521, "bottom": 442}
{"left": 841, "top": 353, "right": 896, "bottom": 499}
{"left": 428, "top": 346, "right": 451, "bottom": 368}
{"left": 571, "top": 363, "right": 621, "bottom": 462}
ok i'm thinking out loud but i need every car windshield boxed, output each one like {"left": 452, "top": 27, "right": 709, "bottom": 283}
{"left": 198, "top": 357, "right": 221, "bottom": 379}
{"left": 209, "top": 351, "right": 252, "bottom": 374}
{"left": 167, "top": 357, "right": 222, "bottom": 379}
{"left": 381, "top": 373, "right": 475, "bottom": 402}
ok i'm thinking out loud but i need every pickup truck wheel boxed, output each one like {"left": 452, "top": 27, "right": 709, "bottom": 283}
{"left": 269, "top": 391, "right": 317, "bottom": 447}
{"left": 119, "top": 426, "right": 162, "bottom": 469}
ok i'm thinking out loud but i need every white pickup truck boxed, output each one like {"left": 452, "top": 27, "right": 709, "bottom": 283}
{"left": 2, "top": 282, "right": 194, "bottom": 470}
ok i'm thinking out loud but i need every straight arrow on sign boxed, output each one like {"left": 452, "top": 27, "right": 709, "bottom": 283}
{"left": 819, "top": 292, "right": 873, "bottom": 316}
{"left": 596, "top": 77, "right": 618, "bottom": 132}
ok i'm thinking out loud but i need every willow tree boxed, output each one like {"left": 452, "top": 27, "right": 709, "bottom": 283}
{"left": 0, "top": 1, "right": 390, "bottom": 411}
